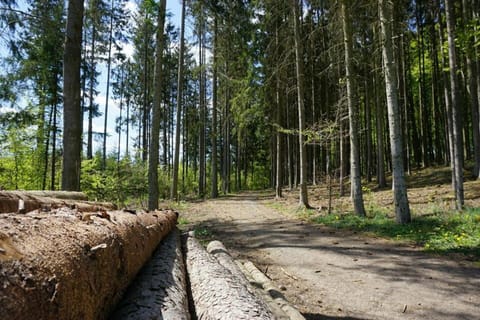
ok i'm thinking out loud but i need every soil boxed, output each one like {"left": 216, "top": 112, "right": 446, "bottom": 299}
{"left": 179, "top": 191, "right": 480, "bottom": 320}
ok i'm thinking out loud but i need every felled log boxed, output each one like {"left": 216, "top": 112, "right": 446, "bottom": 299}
{"left": 236, "top": 261, "right": 290, "bottom": 320}
{"left": 16, "top": 191, "right": 88, "bottom": 200}
{"left": 111, "top": 228, "right": 190, "bottom": 320}
{"left": 0, "top": 190, "right": 116, "bottom": 213}
{"left": 241, "top": 261, "right": 306, "bottom": 320}
{"left": 184, "top": 235, "right": 274, "bottom": 320}
{"left": 207, "top": 241, "right": 289, "bottom": 319}
{"left": 0, "top": 208, "right": 178, "bottom": 320}
{"left": 206, "top": 240, "right": 249, "bottom": 283}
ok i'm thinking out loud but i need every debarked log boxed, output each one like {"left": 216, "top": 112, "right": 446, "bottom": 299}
{"left": 0, "top": 208, "right": 178, "bottom": 320}
{"left": 110, "top": 228, "right": 190, "bottom": 320}
{"left": 0, "top": 190, "right": 116, "bottom": 213}
{"left": 184, "top": 235, "right": 274, "bottom": 320}
{"left": 207, "top": 240, "right": 289, "bottom": 319}
{"left": 241, "top": 261, "right": 305, "bottom": 320}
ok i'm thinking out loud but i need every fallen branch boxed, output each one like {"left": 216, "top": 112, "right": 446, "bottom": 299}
{"left": 184, "top": 235, "right": 273, "bottom": 319}
{"left": 0, "top": 208, "right": 178, "bottom": 320}
{"left": 281, "top": 267, "right": 299, "bottom": 281}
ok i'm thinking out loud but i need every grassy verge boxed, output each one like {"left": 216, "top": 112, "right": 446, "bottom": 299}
{"left": 311, "top": 208, "right": 480, "bottom": 260}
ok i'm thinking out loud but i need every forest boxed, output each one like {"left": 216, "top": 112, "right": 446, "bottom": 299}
{"left": 1, "top": 0, "right": 480, "bottom": 224}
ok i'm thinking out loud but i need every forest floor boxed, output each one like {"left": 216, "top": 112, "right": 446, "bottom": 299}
{"left": 178, "top": 167, "right": 480, "bottom": 320}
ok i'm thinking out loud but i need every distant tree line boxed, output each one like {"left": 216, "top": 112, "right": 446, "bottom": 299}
{"left": 0, "top": 0, "right": 478, "bottom": 222}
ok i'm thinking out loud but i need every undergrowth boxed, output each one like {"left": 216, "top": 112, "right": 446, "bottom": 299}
{"left": 311, "top": 208, "right": 480, "bottom": 260}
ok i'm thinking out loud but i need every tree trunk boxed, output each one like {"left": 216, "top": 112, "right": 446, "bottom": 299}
{"left": 445, "top": 0, "right": 465, "bottom": 209}
{"left": 463, "top": 0, "right": 480, "bottom": 178}
{"left": 43, "top": 102, "right": 53, "bottom": 190}
{"left": 341, "top": 0, "right": 366, "bottom": 217}
{"left": 0, "top": 209, "right": 178, "bottom": 320}
{"left": 373, "top": 30, "right": 387, "bottom": 188}
{"left": 51, "top": 75, "right": 59, "bottom": 190}
{"left": 102, "top": 0, "right": 115, "bottom": 170}
{"left": 211, "top": 16, "right": 219, "bottom": 199}
{"left": 62, "top": 0, "right": 84, "bottom": 191}
{"left": 148, "top": 0, "right": 166, "bottom": 210}
{"left": 379, "top": 0, "right": 411, "bottom": 223}
{"left": 275, "top": 22, "right": 283, "bottom": 199}
{"left": 87, "top": 23, "right": 96, "bottom": 161}
{"left": 199, "top": 29, "right": 206, "bottom": 198}
{"left": 171, "top": 0, "right": 186, "bottom": 201}
{"left": 184, "top": 235, "right": 273, "bottom": 319}
{"left": 110, "top": 229, "right": 190, "bottom": 320}
{"left": 291, "top": 0, "right": 309, "bottom": 208}
{"left": 437, "top": 2, "right": 455, "bottom": 178}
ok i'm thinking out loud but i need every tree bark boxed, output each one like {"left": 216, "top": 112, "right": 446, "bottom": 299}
{"left": 341, "top": 0, "right": 366, "bottom": 217}
{"left": 171, "top": 0, "right": 186, "bottom": 201}
{"left": 437, "top": 1, "right": 455, "bottom": 185}
{"left": 211, "top": 16, "right": 219, "bottom": 199}
{"left": 62, "top": 0, "right": 84, "bottom": 191}
{"left": 111, "top": 229, "right": 190, "bottom": 320}
{"left": 184, "top": 235, "right": 273, "bottom": 320}
{"left": 198, "top": 15, "right": 206, "bottom": 198}
{"left": 148, "top": 0, "right": 167, "bottom": 210}
{"left": 102, "top": 0, "right": 115, "bottom": 170}
{"left": 445, "top": 0, "right": 465, "bottom": 209}
{"left": 379, "top": 0, "right": 411, "bottom": 223}
{"left": 291, "top": 0, "right": 310, "bottom": 208}
{"left": 0, "top": 209, "right": 178, "bottom": 320}
{"left": 463, "top": 0, "right": 480, "bottom": 178}
{"left": 275, "top": 21, "right": 283, "bottom": 199}
{"left": 373, "top": 32, "right": 387, "bottom": 188}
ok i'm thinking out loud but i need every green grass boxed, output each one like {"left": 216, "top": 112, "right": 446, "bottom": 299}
{"left": 177, "top": 216, "right": 189, "bottom": 225}
{"left": 193, "top": 227, "right": 214, "bottom": 246}
{"left": 312, "top": 208, "right": 480, "bottom": 260}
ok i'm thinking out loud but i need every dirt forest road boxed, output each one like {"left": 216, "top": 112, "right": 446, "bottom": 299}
{"left": 180, "top": 193, "right": 480, "bottom": 320}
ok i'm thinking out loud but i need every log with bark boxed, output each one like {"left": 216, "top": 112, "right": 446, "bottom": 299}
{"left": 0, "top": 207, "right": 178, "bottom": 320}
{"left": 184, "top": 234, "right": 274, "bottom": 319}
{"left": 0, "top": 190, "right": 116, "bottom": 213}
{"left": 110, "top": 228, "right": 190, "bottom": 320}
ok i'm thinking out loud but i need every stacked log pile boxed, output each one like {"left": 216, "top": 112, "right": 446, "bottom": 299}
{"left": 0, "top": 195, "right": 305, "bottom": 319}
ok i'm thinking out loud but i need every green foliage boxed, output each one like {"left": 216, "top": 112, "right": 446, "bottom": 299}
{"left": 0, "top": 120, "right": 42, "bottom": 189}
{"left": 177, "top": 216, "right": 189, "bottom": 225}
{"left": 81, "top": 155, "right": 149, "bottom": 206}
{"left": 245, "top": 161, "right": 270, "bottom": 190}
{"left": 312, "top": 209, "right": 480, "bottom": 259}
{"left": 193, "top": 226, "right": 215, "bottom": 245}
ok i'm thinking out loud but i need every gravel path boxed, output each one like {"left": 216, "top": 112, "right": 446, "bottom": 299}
{"left": 181, "top": 194, "right": 480, "bottom": 320}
